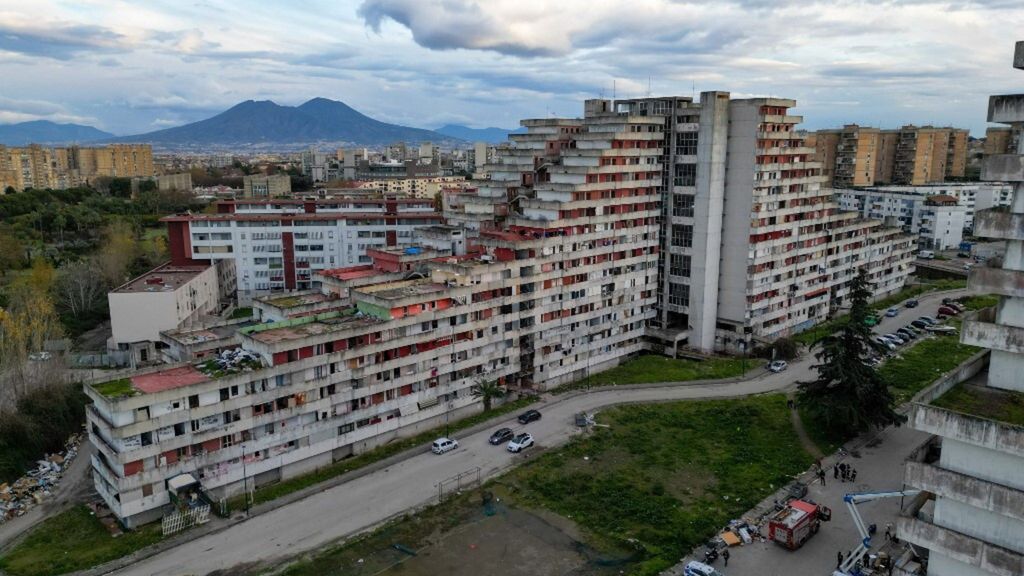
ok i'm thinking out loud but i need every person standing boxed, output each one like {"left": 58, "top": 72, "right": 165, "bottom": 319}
{"left": 851, "top": 468, "right": 858, "bottom": 482}
{"left": 722, "top": 549, "right": 730, "bottom": 567}
{"left": 818, "top": 468, "right": 826, "bottom": 486}
{"left": 834, "top": 465, "right": 840, "bottom": 480}
{"left": 837, "top": 550, "right": 844, "bottom": 569}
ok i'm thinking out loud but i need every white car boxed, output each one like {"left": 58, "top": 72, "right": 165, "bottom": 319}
{"left": 926, "top": 325, "right": 958, "bottom": 335}
{"left": 431, "top": 437, "right": 459, "bottom": 454}
{"left": 768, "top": 360, "right": 788, "bottom": 373}
{"left": 507, "top": 433, "right": 534, "bottom": 453}
{"left": 684, "top": 561, "right": 724, "bottom": 576}
{"left": 875, "top": 337, "right": 896, "bottom": 351}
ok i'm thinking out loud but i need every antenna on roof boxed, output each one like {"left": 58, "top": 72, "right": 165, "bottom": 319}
{"left": 691, "top": 80, "right": 695, "bottom": 99}
{"left": 647, "top": 75, "right": 652, "bottom": 97}
{"left": 613, "top": 80, "right": 616, "bottom": 100}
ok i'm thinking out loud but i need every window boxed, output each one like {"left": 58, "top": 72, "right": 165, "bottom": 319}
{"left": 675, "top": 131, "right": 698, "bottom": 156}
{"left": 672, "top": 194, "right": 695, "bottom": 217}
{"left": 674, "top": 163, "right": 696, "bottom": 187}
{"left": 142, "top": 483, "right": 154, "bottom": 497}
{"left": 671, "top": 225, "right": 693, "bottom": 248}
{"left": 338, "top": 423, "right": 354, "bottom": 435}
{"left": 670, "top": 254, "right": 691, "bottom": 277}
{"left": 669, "top": 282, "right": 690, "bottom": 306}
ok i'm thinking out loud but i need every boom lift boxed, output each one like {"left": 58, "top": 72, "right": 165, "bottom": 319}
{"left": 832, "top": 489, "right": 920, "bottom": 576}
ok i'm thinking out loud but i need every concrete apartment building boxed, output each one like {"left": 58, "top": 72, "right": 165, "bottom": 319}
{"left": 810, "top": 125, "right": 968, "bottom": 187}
{"left": 162, "top": 197, "right": 442, "bottom": 302}
{"left": 242, "top": 174, "right": 292, "bottom": 198}
{"left": 838, "top": 190, "right": 968, "bottom": 250}
{"left": 610, "top": 94, "right": 915, "bottom": 352}
{"left": 86, "top": 99, "right": 662, "bottom": 528}
{"left": 899, "top": 42, "right": 1024, "bottom": 576}
{"left": 353, "top": 175, "right": 470, "bottom": 199}
{"left": 835, "top": 183, "right": 1013, "bottom": 231}
{"left": 0, "top": 143, "right": 154, "bottom": 191}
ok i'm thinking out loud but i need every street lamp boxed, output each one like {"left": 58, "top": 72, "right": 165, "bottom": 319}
{"left": 240, "top": 443, "right": 249, "bottom": 516}
{"left": 738, "top": 340, "right": 748, "bottom": 374}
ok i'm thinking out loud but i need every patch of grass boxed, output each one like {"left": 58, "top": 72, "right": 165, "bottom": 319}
{"left": 503, "top": 395, "right": 812, "bottom": 575}
{"left": 879, "top": 333, "right": 981, "bottom": 403}
{"left": 958, "top": 294, "right": 999, "bottom": 311}
{"left": 91, "top": 378, "right": 136, "bottom": 399}
{"left": 267, "top": 296, "right": 303, "bottom": 308}
{"left": 233, "top": 397, "right": 538, "bottom": 509}
{"left": 933, "top": 384, "right": 1024, "bottom": 427}
{"left": 230, "top": 306, "right": 253, "bottom": 319}
{"left": 794, "top": 316, "right": 851, "bottom": 346}
{"left": 552, "top": 354, "right": 759, "bottom": 393}
{"left": 0, "top": 506, "right": 162, "bottom": 576}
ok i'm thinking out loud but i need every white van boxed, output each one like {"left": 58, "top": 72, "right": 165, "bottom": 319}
{"left": 918, "top": 250, "right": 935, "bottom": 259}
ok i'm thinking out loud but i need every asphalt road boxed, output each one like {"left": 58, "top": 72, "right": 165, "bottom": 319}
{"left": 111, "top": 288, "right": 969, "bottom": 576}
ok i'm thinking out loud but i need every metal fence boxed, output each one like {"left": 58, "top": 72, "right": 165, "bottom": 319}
{"left": 437, "top": 467, "right": 481, "bottom": 502}
{"left": 161, "top": 504, "right": 211, "bottom": 536}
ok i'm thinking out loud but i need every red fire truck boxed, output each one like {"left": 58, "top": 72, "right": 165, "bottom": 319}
{"left": 768, "top": 499, "right": 832, "bottom": 550}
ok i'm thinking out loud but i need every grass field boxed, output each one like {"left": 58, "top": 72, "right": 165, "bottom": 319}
{"left": 0, "top": 506, "right": 162, "bottom": 576}
{"left": 553, "top": 354, "right": 758, "bottom": 393}
{"left": 264, "top": 395, "right": 810, "bottom": 576}
{"left": 932, "top": 383, "right": 1024, "bottom": 427}
{"left": 880, "top": 330, "right": 981, "bottom": 404}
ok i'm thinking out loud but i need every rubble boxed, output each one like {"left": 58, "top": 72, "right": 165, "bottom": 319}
{"left": 0, "top": 432, "right": 82, "bottom": 524}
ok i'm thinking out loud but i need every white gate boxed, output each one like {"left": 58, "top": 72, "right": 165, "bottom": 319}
{"left": 162, "top": 504, "right": 211, "bottom": 536}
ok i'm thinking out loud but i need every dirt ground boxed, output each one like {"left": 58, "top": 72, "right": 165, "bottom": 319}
{"left": 378, "top": 504, "right": 630, "bottom": 576}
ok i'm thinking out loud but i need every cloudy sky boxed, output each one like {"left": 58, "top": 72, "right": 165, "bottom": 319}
{"left": 1, "top": 0, "right": 1021, "bottom": 136}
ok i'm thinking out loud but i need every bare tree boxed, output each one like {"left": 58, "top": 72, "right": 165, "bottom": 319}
{"left": 54, "top": 259, "right": 107, "bottom": 319}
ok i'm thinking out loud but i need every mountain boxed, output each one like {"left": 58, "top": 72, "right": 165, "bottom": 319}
{"left": 109, "top": 98, "right": 458, "bottom": 149}
{"left": 435, "top": 124, "right": 521, "bottom": 144}
{"left": 0, "top": 120, "right": 113, "bottom": 146}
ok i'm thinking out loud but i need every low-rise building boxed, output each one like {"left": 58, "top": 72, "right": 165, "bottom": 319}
{"left": 108, "top": 263, "right": 222, "bottom": 365}
{"left": 838, "top": 189, "right": 967, "bottom": 250}
{"left": 242, "top": 174, "right": 292, "bottom": 198}
{"left": 834, "top": 183, "right": 1013, "bottom": 231}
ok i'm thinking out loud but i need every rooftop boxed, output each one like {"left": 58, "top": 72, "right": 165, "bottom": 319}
{"left": 112, "top": 263, "right": 210, "bottom": 294}
{"left": 259, "top": 292, "right": 334, "bottom": 309}
{"left": 316, "top": 265, "right": 380, "bottom": 281}
{"left": 931, "top": 376, "right": 1024, "bottom": 428}
{"left": 357, "top": 280, "right": 447, "bottom": 301}
{"left": 162, "top": 321, "right": 250, "bottom": 346}
{"left": 240, "top": 309, "right": 381, "bottom": 344}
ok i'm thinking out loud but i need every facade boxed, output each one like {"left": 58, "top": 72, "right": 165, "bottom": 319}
{"left": 983, "top": 127, "right": 1014, "bottom": 155}
{"left": 353, "top": 175, "right": 470, "bottom": 199}
{"left": 242, "top": 174, "right": 292, "bottom": 198}
{"left": 0, "top": 144, "right": 154, "bottom": 191}
{"left": 612, "top": 94, "right": 915, "bottom": 352}
{"left": 86, "top": 99, "right": 662, "bottom": 528}
{"left": 838, "top": 190, "right": 967, "bottom": 250}
{"left": 810, "top": 125, "right": 968, "bottom": 187}
{"left": 108, "top": 263, "right": 222, "bottom": 366}
{"left": 899, "top": 40, "right": 1024, "bottom": 576}
{"left": 835, "top": 183, "right": 1013, "bottom": 231}
{"left": 162, "top": 197, "right": 443, "bottom": 302}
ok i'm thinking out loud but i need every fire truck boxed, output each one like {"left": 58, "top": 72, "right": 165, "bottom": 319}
{"left": 768, "top": 499, "right": 832, "bottom": 550}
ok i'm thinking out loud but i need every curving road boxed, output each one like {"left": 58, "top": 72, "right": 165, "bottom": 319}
{"left": 111, "top": 288, "right": 967, "bottom": 576}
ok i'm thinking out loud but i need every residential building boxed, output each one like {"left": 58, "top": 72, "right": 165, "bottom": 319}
{"left": 611, "top": 94, "right": 915, "bottom": 352}
{"left": 108, "top": 263, "right": 223, "bottom": 366}
{"left": 161, "top": 197, "right": 443, "bottom": 302}
{"left": 809, "top": 125, "right": 968, "bottom": 186}
{"left": 301, "top": 148, "right": 330, "bottom": 182}
{"left": 242, "top": 174, "right": 292, "bottom": 198}
{"left": 899, "top": 40, "right": 1024, "bottom": 576}
{"left": 469, "top": 141, "right": 490, "bottom": 174}
{"left": 85, "top": 99, "right": 662, "bottom": 528}
{"left": 835, "top": 183, "right": 1014, "bottom": 230}
{"left": 352, "top": 175, "right": 470, "bottom": 199}
{"left": 0, "top": 143, "right": 154, "bottom": 191}
{"left": 838, "top": 190, "right": 967, "bottom": 250}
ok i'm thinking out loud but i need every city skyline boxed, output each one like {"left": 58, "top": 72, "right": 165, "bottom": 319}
{"left": 1, "top": 0, "right": 1023, "bottom": 136}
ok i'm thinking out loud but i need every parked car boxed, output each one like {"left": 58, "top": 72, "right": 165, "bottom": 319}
{"left": 683, "top": 561, "right": 725, "bottom": 576}
{"left": 905, "top": 299, "right": 919, "bottom": 308}
{"left": 488, "top": 428, "right": 514, "bottom": 445}
{"left": 887, "top": 333, "right": 907, "bottom": 345}
{"left": 431, "top": 437, "right": 459, "bottom": 454}
{"left": 918, "top": 250, "right": 936, "bottom": 259}
{"left": 918, "top": 316, "right": 938, "bottom": 325}
{"left": 517, "top": 409, "right": 542, "bottom": 424}
{"left": 942, "top": 297, "right": 956, "bottom": 305}
{"left": 938, "top": 305, "right": 960, "bottom": 316}
{"left": 957, "top": 251, "right": 971, "bottom": 258}
{"left": 911, "top": 320, "right": 930, "bottom": 330}
{"left": 963, "top": 263, "right": 974, "bottom": 271}
{"left": 768, "top": 360, "right": 788, "bottom": 373}
{"left": 885, "top": 307, "right": 899, "bottom": 317}
{"left": 864, "top": 356, "right": 883, "bottom": 367}
{"left": 896, "top": 328, "right": 916, "bottom": 340}
{"left": 926, "top": 325, "right": 958, "bottom": 335}
{"left": 947, "top": 302, "right": 966, "bottom": 312}
{"left": 875, "top": 337, "right": 896, "bottom": 351}
{"left": 903, "top": 325, "right": 922, "bottom": 335}
{"left": 506, "top": 432, "right": 535, "bottom": 453}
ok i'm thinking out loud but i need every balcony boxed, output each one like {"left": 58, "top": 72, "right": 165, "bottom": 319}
{"left": 973, "top": 208, "right": 1024, "bottom": 241}
{"left": 961, "top": 307, "right": 1024, "bottom": 354}
{"left": 897, "top": 517, "right": 1023, "bottom": 576}
{"left": 904, "top": 461, "right": 1024, "bottom": 522}
{"left": 987, "top": 94, "right": 1024, "bottom": 124}
{"left": 981, "top": 154, "right": 1024, "bottom": 182}
{"left": 968, "top": 267, "right": 1024, "bottom": 299}
{"left": 909, "top": 403, "right": 1024, "bottom": 459}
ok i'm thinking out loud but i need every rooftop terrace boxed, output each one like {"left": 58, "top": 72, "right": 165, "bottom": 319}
{"left": 259, "top": 292, "right": 334, "bottom": 309}
{"left": 239, "top": 309, "right": 381, "bottom": 344}
{"left": 932, "top": 376, "right": 1024, "bottom": 428}
{"left": 356, "top": 280, "right": 448, "bottom": 301}
{"left": 112, "top": 263, "right": 210, "bottom": 294}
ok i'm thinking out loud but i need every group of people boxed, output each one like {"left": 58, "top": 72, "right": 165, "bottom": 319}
{"left": 834, "top": 461, "right": 858, "bottom": 483}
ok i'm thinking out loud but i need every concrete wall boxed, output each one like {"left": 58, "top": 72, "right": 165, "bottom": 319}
{"left": 717, "top": 100, "right": 758, "bottom": 324}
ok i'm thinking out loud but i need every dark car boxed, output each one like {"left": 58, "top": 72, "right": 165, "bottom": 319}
{"left": 488, "top": 427, "right": 514, "bottom": 445}
{"left": 911, "top": 319, "right": 930, "bottom": 330}
{"left": 905, "top": 299, "right": 919, "bottom": 308}
{"left": 938, "top": 306, "right": 960, "bottom": 316}
{"left": 942, "top": 297, "right": 955, "bottom": 305}
{"left": 517, "top": 409, "right": 542, "bottom": 424}
{"left": 896, "top": 328, "right": 916, "bottom": 340}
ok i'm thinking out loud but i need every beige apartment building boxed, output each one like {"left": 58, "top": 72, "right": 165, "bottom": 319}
{"left": 0, "top": 143, "right": 154, "bottom": 191}
{"left": 242, "top": 174, "right": 292, "bottom": 198}
{"left": 811, "top": 125, "right": 968, "bottom": 187}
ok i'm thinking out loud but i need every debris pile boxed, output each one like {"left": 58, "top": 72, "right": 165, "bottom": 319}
{"left": 198, "top": 348, "right": 264, "bottom": 377}
{"left": 0, "top": 433, "right": 82, "bottom": 524}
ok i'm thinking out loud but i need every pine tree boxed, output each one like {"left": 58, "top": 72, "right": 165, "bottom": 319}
{"left": 798, "top": 269, "right": 903, "bottom": 432}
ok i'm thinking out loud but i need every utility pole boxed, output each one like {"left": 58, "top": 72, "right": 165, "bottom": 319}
{"left": 240, "top": 442, "right": 249, "bottom": 515}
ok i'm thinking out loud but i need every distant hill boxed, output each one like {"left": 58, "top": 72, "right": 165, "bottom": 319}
{"left": 108, "top": 98, "right": 459, "bottom": 149}
{"left": 0, "top": 120, "right": 113, "bottom": 146}
{"left": 435, "top": 124, "right": 521, "bottom": 144}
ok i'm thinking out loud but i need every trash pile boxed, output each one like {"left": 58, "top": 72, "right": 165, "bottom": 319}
{"left": 0, "top": 433, "right": 82, "bottom": 524}
{"left": 198, "top": 347, "right": 264, "bottom": 377}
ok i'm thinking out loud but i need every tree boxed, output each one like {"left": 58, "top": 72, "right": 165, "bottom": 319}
{"left": 54, "top": 259, "right": 107, "bottom": 320}
{"left": 95, "top": 222, "right": 139, "bottom": 288}
{"left": 471, "top": 378, "right": 506, "bottom": 412}
{"left": 0, "top": 225, "right": 24, "bottom": 274}
{"left": 797, "top": 269, "right": 902, "bottom": 433}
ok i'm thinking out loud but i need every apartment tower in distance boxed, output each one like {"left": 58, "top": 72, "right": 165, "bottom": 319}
{"left": 900, "top": 41, "right": 1024, "bottom": 576}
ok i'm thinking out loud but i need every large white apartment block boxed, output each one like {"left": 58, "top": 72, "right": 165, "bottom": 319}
{"left": 838, "top": 189, "right": 968, "bottom": 250}
{"left": 87, "top": 99, "right": 661, "bottom": 529}
{"left": 163, "top": 198, "right": 442, "bottom": 303}
{"left": 613, "top": 93, "right": 916, "bottom": 353}
{"left": 841, "top": 183, "right": 1013, "bottom": 230}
